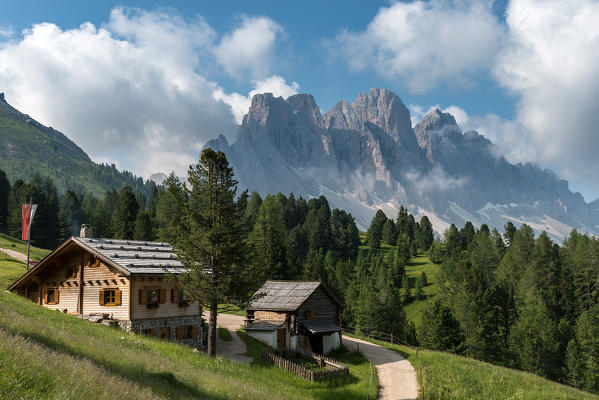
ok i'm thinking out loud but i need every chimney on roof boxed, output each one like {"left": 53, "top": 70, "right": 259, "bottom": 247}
{"left": 80, "top": 224, "right": 93, "bottom": 238}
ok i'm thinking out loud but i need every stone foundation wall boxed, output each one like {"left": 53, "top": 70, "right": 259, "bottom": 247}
{"left": 126, "top": 315, "right": 203, "bottom": 346}
{"left": 254, "top": 311, "right": 288, "bottom": 320}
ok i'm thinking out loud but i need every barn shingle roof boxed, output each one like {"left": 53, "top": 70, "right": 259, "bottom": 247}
{"left": 73, "top": 237, "right": 186, "bottom": 275}
{"left": 247, "top": 280, "right": 323, "bottom": 312}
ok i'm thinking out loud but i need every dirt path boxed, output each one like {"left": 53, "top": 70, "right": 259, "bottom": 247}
{"left": 343, "top": 336, "right": 419, "bottom": 400}
{"left": 0, "top": 248, "right": 27, "bottom": 263}
{"left": 203, "top": 312, "right": 251, "bottom": 364}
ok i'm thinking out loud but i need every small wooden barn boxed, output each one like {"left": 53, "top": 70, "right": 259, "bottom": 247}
{"left": 8, "top": 231, "right": 202, "bottom": 346}
{"left": 245, "top": 281, "right": 341, "bottom": 354}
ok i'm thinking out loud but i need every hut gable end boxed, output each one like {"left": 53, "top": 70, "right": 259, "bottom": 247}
{"left": 296, "top": 287, "right": 339, "bottom": 323}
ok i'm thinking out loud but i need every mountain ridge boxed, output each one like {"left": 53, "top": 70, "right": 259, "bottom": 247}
{"left": 0, "top": 92, "right": 156, "bottom": 197}
{"left": 206, "top": 88, "right": 596, "bottom": 240}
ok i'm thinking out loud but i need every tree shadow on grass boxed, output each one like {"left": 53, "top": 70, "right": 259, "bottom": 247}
{"left": 407, "top": 261, "right": 428, "bottom": 267}
{"left": 11, "top": 329, "right": 228, "bottom": 400}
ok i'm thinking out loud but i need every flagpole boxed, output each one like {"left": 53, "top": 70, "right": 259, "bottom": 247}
{"left": 26, "top": 198, "right": 31, "bottom": 271}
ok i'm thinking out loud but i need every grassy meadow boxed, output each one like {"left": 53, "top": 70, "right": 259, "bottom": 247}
{"left": 0, "top": 232, "right": 51, "bottom": 262}
{"left": 0, "top": 255, "right": 377, "bottom": 400}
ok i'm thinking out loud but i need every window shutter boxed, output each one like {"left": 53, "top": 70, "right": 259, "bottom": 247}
{"left": 55, "top": 289, "right": 59, "bottom": 304}
{"left": 44, "top": 291, "right": 48, "bottom": 304}
{"left": 176, "top": 326, "right": 182, "bottom": 340}
{"left": 171, "top": 288, "right": 178, "bottom": 303}
{"left": 160, "top": 288, "right": 166, "bottom": 304}
{"left": 192, "top": 325, "right": 198, "bottom": 339}
{"left": 139, "top": 289, "right": 146, "bottom": 305}
{"left": 115, "top": 289, "right": 122, "bottom": 306}
{"left": 99, "top": 290, "right": 105, "bottom": 306}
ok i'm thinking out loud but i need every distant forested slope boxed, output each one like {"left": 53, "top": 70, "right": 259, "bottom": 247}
{"left": 0, "top": 93, "right": 155, "bottom": 197}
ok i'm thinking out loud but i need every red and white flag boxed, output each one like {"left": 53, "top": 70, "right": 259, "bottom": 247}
{"left": 21, "top": 204, "right": 38, "bottom": 241}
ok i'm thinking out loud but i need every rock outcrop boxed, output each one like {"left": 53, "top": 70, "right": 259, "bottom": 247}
{"left": 205, "top": 89, "right": 597, "bottom": 239}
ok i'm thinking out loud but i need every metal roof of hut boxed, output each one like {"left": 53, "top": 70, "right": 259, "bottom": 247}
{"left": 8, "top": 236, "right": 186, "bottom": 291}
{"left": 72, "top": 237, "right": 185, "bottom": 275}
{"left": 247, "top": 280, "right": 340, "bottom": 312}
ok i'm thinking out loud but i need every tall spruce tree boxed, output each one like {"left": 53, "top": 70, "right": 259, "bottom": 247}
{"left": 172, "top": 149, "right": 257, "bottom": 357}
{"left": 418, "top": 215, "right": 434, "bottom": 250}
{"left": 248, "top": 195, "right": 287, "bottom": 279}
{"left": 133, "top": 211, "right": 154, "bottom": 241}
{"left": 111, "top": 186, "right": 139, "bottom": 240}
{"left": 381, "top": 218, "right": 397, "bottom": 245}
{"left": 367, "top": 209, "right": 387, "bottom": 248}
{"left": 155, "top": 173, "right": 186, "bottom": 242}
{"left": 0, "top": 169, "right": 9, "bottom": 232}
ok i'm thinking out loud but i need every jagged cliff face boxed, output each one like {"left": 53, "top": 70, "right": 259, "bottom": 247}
{"left": 206, "top": 88, "right": 598, "bottom": 240}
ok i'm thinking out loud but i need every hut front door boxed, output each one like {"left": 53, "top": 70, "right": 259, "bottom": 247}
{"left": 309, "top": 334, "right": 323, "bottom": 354}
{"left": 277, "top": 328, "right": 286, "bottom": 349}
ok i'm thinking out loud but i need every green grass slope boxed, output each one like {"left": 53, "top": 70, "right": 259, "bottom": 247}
{"left": 0, "top": 259, "right": 377, "bottom": 400}
{"left": 403, "top": 254, "right": 440, "bottom": 325}
{"left": 344, "top": 331, "right": 598, "bottom": 400}
{"left": 0, "top": 232, "right": 51, "bottom": 261}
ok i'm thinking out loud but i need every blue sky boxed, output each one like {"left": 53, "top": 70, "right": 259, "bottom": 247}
{"left": 0, "top": 0, "right": 598, "bottom": 201}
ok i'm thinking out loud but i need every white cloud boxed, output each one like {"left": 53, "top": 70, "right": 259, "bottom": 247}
{"left": 0, "top": 28, "right": 13, "bottom": 38}
{"left": 462, "top": 113, "right": 538, "bottom": 163}
{"left": 330, "top": 0, "right": 504, "bottom": 93}
{"left": 214, "top": 75, "right": 300, "bottom": 123}
{"left": 406, "top": 165, "right": 468, "bottom": 195}
{"left": 443, "top": 105, "right": 469, "bottom": 126}
{"left": 0, "top": 8, "right": 290, "bottom": 178}
{"left": 214, "top": 16, "right": 283, "bottom": 80}
{"left": 494, "top": 0, "right": 599, "bottom": 186}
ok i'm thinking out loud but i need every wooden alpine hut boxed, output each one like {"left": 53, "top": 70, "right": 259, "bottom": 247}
{"left": 245, "top": 280, "right": 342, "bottom": 354}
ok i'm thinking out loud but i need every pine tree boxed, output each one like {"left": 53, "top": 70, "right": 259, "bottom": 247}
{"left": 155, "top": 174, "right": 186, "bottom": 242}
{"left": 366, "top": 209, "right": 387, "bottom": 248}
{"left": 244, "top": 191, "right": 263, "bottom": 228}
{"left": 418, "top": 298, "right": 464, "bottom": 353}
{"left": 396, "top": 233, "right": 411, "bottom": 266}
{"left": 414, "top": 276, "right": 424, "bottom": 300}
{"left": 111, "top": 186, "right": 139, "bottom": 240}
{"left": 248, "top": 195, "right": 287, "bottom": 279}
{"left": 509, "top": 295, "right": 561, "bottom": 379}
{"left": 59, "top": 190, "right": 83, "bottom": 240}
{"left": 504, "top": 221, "right": 517, "bottom": 245}
{"left": 133, "top": 211, "right": 154, "bottom": 241}
{"left": 0, "top": 169, "right": 10, "bottom": 232}
{"left": 418, "top": 215, "right": 434, "bottom": 250}
{"left": 172, "top": 149, "right": 257, "bottom": 357}
{"left": 381, "top": 218, "right": 397, "bottom": 245}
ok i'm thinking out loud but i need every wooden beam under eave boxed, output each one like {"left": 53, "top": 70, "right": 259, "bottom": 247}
{"left": 77, "top": 251, "right": 84, "bottom": 315}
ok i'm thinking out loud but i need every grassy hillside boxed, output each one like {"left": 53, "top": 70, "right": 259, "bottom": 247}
{"left": 0, "top": 259, "right": 377, "bottom": 400}
{"left": 367, "top": 337, "right": 598, "bottom": 400}
{"left": 0, "top": 95, "right": 155, "bottom": 197}
{"left": 0, "top": 232, "right": 51, "bottom": 261}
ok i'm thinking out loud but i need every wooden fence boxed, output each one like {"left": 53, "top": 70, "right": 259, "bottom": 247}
{"left": 341, "top": 325, "right": 419, "bottom": 350}
{"left": 260, "top": 349, "right": 349, "bottom": 382}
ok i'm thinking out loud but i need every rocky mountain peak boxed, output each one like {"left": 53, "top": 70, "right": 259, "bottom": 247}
{"left": 417, "top": 108, "right": 460, "bottom": 134}
{"left": 351, "top": 88, "right": 413, "bottom": 143}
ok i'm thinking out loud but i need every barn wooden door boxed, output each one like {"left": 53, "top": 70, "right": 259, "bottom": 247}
{"left": 277, "top": 328, "right": 286, "bottom": 349}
